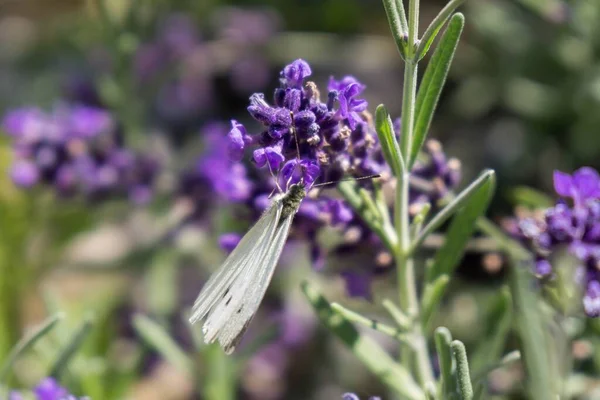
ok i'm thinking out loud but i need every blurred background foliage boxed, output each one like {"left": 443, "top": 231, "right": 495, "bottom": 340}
{"left": 1, "top": 0, "right": 600, "bottom": 399}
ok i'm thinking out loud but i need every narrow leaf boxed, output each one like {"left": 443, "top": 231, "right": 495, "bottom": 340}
{"left": 509, "top": 259, "right": 558, "bottom": 400}
{"left": 202, "top": 344, "right": 236, "bottom": 400}
{"left": 510, "top": 186, "right": 554, "bottom": 208}
{"left": 330, "top": 303, "right": 413, "bottom": 345}
{"left": 133, "top": 314, "right": 193, "bottom": 376}
{"left": 382, "top": 299, "right": 412, "bottom": 330}
{"left": 470, "top": 288, "right": 513, "bottom": 374}
{"left": 382, "top": 0, "right": 409, "bottom": 58}
{"left": 50, "top": 315, "right": 94, "bottom": 378}
{"left": 434, "top": 327, "right": 457, "bottom": 398}
{"left": 416, "top": 0, "right": 465, "bottom": 60}
{"left": 410, "top": 13, "right": 464, "bottom": 169}
{"left": 421, "top": 274, "right": 450, "bottom": 330}
{"left": 428, "top": 170, "right": 496, "bottom": 281}
{"left": 375, "top": 104, "right": 405, "bottom": 177}
{"left": 412, "top": 170, "right": 495, "bottom": 254}
{"left": 0, "top": 313, "right": 64, "bottom": 384}
{"left": 301, "top": 281, "right": 423, "bottom": 400}
{"left": 452, "top": 340, "right": 474, "bottom": 400}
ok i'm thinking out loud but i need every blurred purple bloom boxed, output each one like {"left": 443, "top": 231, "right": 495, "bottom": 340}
{"left": 66, "top": 105, "right": 113, "bottom": 138}
{"left": 219, "top": 233, "right": 242, "bottom": 252}
{"left": 29, "top": 377, "right": 87, "bottom": 400}
{"left": 514, "top": 167, "right": 600, "bottom": 317}
{"left": 584, "top": 279, "right": 600, "bottom": 317}
{"left": 341, "top": 271, "right": 373, "bottom": 300}
{"left": 10, "top": 160, "right": 39, "bottom": 187}
{"left": 342, "top": 393, "right": 381, "bottom": 400}
{"left": 1, "top": 104, "right": 159, "bottom": 203}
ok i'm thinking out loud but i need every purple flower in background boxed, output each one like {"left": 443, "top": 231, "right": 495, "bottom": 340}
{"left": 342, "top": 393, "right": 381, "bottom": 400}
{"left": 1, "top": 104, "right": 159, "bottom": 204}
{"left": 513, "top": 167, "right": 600, "bottom": 317}
{"left": 10, "top": 160, "right": 40, "bottom": 188}
{"left": 8, "top": 377, "right": 88, "bottom": 400}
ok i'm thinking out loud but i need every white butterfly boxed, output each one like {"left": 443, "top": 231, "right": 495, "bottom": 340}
{"left": 188, "top": 182, "right": 307, "bottom": 354}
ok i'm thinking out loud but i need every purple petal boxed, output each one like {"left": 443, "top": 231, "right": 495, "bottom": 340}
{"left": 572, "top": 167, "right": 600, "bottom": 201}
{"left": 281, "top": 59, "right": 311, "bottom": 88}
{"left": 553, "top": 170, "right": 573, "bottom": 198}
{"left": 227, "top": 120, "right": 249, "bottom": 160}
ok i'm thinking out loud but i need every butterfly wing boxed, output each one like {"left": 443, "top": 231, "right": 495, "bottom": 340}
{"left": 189, "top": 200, "right": 281, "bottom": 327}
{"left": 216, "top": 212, "right": 295, "bottom": 353}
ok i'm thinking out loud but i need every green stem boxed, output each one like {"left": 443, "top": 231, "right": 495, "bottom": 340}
{"left": 393, "top": 0, "right": 435, "bottom": 387}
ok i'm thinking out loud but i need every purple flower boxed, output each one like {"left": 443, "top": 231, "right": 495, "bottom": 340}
{"left": 2, "top": 104, "right": 159, "bottom": 203}
{"left": 341, "top": 271, "right": 373, "bottom": 300}
{"left": 280, "top": 159, "right": 320, "bottom": 187}
{"left": 66, "top": 105, "right": 113, "bottom": 138}
{"left": 513, "top": 167, "right": 600, "bottom": 317}
{"left": 253, "top": 143, "right": 285, "bottom": 170}
{"left": 554, "top": 167, "right": 600, "bottom": 206}
{"left": 342, "top": 393, "right": 381, "bottom": 400}
{"left": 329, "top": 76, "right": 368, "bottom": 129}
{"left": 30, "top": 377, "right": 87, "bottom": 400}
{"left": 10, "top": 160, "right": 39, "bottom": 187}
{"left": 219, "top": 233, "right": 242, "bottom": 252}
{"left": 227, "top": 120, "right": 251, "bottom": 160}
{"left": 281, "top": 59, "right": 311, "bottom": 88}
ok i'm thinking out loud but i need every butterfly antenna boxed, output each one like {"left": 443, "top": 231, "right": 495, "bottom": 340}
{"left": 312, "top": 174, "right": 381, "bottom": 188}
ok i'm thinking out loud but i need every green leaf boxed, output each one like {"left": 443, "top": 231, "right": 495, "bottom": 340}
{"left": 0, "top": 313, "right": 64, "bottom": 384}
{"left": 301, "top": 281, "right": 423, "bottom": 400}
{"left": 133, "top": 314, "right": 193, "bottom": 376}
{"left": 381, "top": 0, "right": 409, "bottom": 58}
{"left": 428, "top": 170, "right": 496, "bottom": 281}
{"left": 50, "top": 315, "right": 95, "bottom": 378}
{"left": 412, "top": 170, "right": 495, "bottom": 254}
{"left": 202, "top": 344, "right": 236, "bottom": 400}
{"left": 416, "top": 0, "right": 465, "bottom": 61}
{"left": 410, "top": 13, "right": 464, "bottom": 169}
{"left": 509, "top": 260, "right": 559, "bottom": 400}
{"left": 509, "top": 185, "right": 554, "bottom": 208}
{"left": 434, "top": 327, "right": 457, "bottom": 399}
{"left": 421, "top": 274, "right": 450, "bottom": 330}
{"left": 470, "top": 288, "right": 513, "bottom": 374}
{"left": 330, "top": 303, "right": 413, "bottom": 345}
{"left": 375, "top": 104, "right": 405, "bottom": 177}
{"left": 452, "top": 340, "right": 474, "bottom": 400}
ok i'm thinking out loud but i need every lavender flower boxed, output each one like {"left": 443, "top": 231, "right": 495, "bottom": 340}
{"left": 183, "top": 59, "right": 461, "bottom": 299}
{"left": 9, "top": 377, "right": 88, "bottom": 400}
{"left": 2, "top": 104, "right": 159, "bottom": 204}
{"left": 514, "top": 167, "right": 600, "bottom": 317}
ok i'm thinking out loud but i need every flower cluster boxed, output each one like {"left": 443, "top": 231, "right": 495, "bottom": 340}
{"left": 2, "top": 104, "right": 159, "bottom": 204}
{"left": 180, "top": 59, "right": 462, "bottom": 298}
{"left": 9, "top": 377, "right": 88, "bottom": 400}
{"left": 66, "top": 9, "right": 279, "bottom": 136}
{"left": 511, "top": 167, "right": 600, "bottom": 317}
